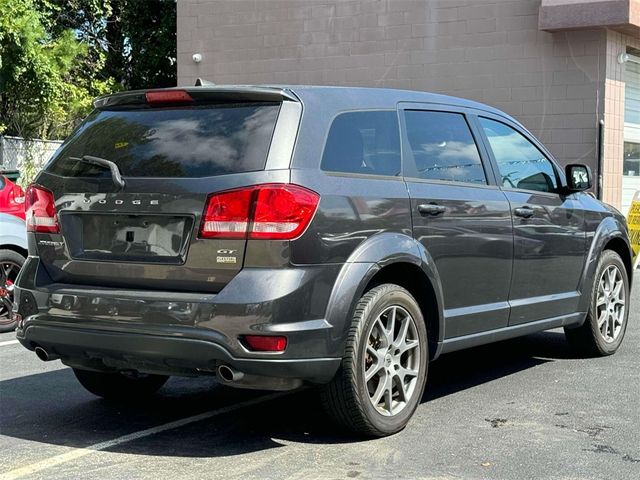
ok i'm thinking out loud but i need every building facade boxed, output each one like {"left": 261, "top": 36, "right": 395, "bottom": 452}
{"left": 177, "top": 0, "right": 640, "bottom": 213}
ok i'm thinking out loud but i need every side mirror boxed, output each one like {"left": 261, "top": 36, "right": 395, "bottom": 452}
{"left": 565, "top": 164, "right": 592, "bottom": 192}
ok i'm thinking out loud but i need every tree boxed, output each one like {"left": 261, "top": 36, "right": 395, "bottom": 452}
{"left": 112, "top": 0, "right": 177, "bottom": 89}
{"left": 0, "top": 0, "right": 112, "bottom": 139}
{"left": 0, "top": 0, "right": 176, "bottom": 140}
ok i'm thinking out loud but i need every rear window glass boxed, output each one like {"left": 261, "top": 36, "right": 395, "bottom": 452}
{"left": 47, "top": 104, "right": 280, "bottom": 178}
{"left": 321, "top": 111, "right": 401, "bottom": 176}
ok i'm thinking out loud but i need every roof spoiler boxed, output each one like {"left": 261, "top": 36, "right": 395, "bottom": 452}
{"left": 94, "top": 86, "right": 299, "bottom": 109}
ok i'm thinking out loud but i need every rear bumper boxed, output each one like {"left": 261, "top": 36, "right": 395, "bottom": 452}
{"left": 16, "top": 322, "right": 339, "bottom": 383}
{"left": 14, "top": 257, "right": 344, "bottom": 386}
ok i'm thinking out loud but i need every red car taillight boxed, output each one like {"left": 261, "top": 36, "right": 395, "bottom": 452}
{"left": 199, "top": 184, "right": 319, "bottom": 240}
{"left": 9, "top": 184, "right": 25, "bottom": 206}
{"left": 25, "top": 184, "right": 59, "bottom": 233}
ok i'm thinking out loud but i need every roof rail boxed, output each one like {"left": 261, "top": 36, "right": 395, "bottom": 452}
{"left": 195, "top": 78, "right": 215, "bottom": 86}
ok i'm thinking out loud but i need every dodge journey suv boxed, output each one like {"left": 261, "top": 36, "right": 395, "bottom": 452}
{"left": 14, "top": 85, "right": 633, "bottom": 437}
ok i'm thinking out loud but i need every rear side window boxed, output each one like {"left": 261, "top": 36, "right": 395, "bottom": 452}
{"left": 321, "top": 111, "right": 401, "bottom": 176}
{"left": 479, "top": 117, "right": 558, "bottom": 192}
{"left": 403, "top": 110, "right": 486, "bottom": 184}
{"left": 47, "top": 104, "right": 280, "bottom": 178}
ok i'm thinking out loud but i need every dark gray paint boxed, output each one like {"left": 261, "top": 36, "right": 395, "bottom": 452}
{"left": 15, "top": 85, "right": 634, "bottom": 389}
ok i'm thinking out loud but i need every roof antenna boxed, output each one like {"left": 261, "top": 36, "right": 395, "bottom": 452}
{"left": 195, "top": 78, "right": 215, "bottom": 86}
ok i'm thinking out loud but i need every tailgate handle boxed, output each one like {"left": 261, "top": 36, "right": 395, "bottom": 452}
{"left": 70, "top": 155, "right": 125, "bottom": 190}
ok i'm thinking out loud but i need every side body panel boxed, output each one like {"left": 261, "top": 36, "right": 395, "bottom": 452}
{"left": 470, "top": 113, "right": 587, "bottom": 325}
{"left": 398, "top": 104, "right": 513, "bottom": 338}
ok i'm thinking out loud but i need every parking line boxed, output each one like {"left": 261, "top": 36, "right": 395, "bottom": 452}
{"left": 0, "top": 340, "right": 19, "bottom": 347}
{"left": 0, "top": 392, "right": 286, "bottom": 480}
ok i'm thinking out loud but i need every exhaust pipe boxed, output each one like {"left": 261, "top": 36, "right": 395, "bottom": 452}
{"left": 34, "top": 346, "right": 59, "bottom": 362}
{"left": 216, "top": 364, "right": 244, "bottom": 383}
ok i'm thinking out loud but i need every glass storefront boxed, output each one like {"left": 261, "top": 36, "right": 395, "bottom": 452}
{"left": 623, "top": 54, "right": 640, "bottom": 214}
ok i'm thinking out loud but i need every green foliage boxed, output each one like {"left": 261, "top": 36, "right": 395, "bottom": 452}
{"left": 0, "top": 0, "right": 114, "bottom": 140}
{"left": 112, "top": 0, "right": 177, "bottom": 89}
{"left": 0, "top": 0, "right": 176, "bottom": 141}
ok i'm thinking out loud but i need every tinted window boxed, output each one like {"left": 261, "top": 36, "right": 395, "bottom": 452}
{"left": 479, "top": 117, "right": 558, "bottom": 192}
{"left": 47, "top": 104, "right": 280, "bottom": 178}
{"left": 321, "top": 111, "right": 401, "bottom": 176}
{"left": 403, "top": 111, "right": 486, "bottom": 184}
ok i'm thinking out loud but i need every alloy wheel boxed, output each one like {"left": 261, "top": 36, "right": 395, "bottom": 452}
{"left": 595, "top": 264, "right": 626, "bottom": 343}
{"left": 363, "top": 305, "right": 420, "bottom": 416}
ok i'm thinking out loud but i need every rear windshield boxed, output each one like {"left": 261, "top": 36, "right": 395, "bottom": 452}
{"left": 47, "top": 104, "right": 280, "bottom": 178}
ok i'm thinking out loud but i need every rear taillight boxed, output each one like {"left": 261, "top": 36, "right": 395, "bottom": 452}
{"left": 25, "top": 185, "right": 59, "bottom": 233}
{"left": 9, "top": 184, "right": 25, "bottom": 205}
{"left": 199, "top": 184, "right": 319, "bottom": 240}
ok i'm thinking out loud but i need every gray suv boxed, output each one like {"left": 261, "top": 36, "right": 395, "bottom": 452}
{"left": 14, "top": 86, "right": 633, "bottom": 437}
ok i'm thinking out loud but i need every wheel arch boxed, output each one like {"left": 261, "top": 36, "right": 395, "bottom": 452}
{"left": 324, "top": 232, "right": 445, "bottom": 361}
{"left": 577, "top": 217, "right": 634, "bottom": 312}
{"left": 0, "top": 244, "right": 28, "bottom": 259}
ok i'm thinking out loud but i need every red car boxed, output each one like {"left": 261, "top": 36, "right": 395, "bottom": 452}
{"left": 0, "top": 175, "right": 25, "bottom": 220}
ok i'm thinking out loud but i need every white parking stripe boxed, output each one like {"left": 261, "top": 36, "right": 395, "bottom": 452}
{"left": 0, "top": 392, "right": 286, "bottom": 480}
{"left": 0, "top": 340, "right": 19, "bottom": 347}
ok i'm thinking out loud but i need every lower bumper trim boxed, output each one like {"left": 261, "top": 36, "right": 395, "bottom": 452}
{"left": 18, "top": 324, "right": 340, "bottom": 385}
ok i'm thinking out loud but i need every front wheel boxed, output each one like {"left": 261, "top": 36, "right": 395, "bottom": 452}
{"left": 73, "top": 368, "right": 169, "bottom": 399}
{"left": 321, "top": 284, "right": 428, "bottom": 437}
{"left": 564, "top": 250, "right": 630, "bottom": 356}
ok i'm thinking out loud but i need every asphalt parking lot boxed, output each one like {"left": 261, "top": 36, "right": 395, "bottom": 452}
{"left": 1, "top": 283, "right": 638, "bottom": 480}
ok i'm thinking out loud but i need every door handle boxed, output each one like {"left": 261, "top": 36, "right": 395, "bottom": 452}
{"left": 417, "top": 203, "right": 446, "bottom": 216}
{"left": 513, "top": 206, "right": 534, "bottom": 218}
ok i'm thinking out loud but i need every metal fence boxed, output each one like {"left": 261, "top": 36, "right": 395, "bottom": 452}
{"left": 0, "top": 135, "right": 63, "bottom": 176}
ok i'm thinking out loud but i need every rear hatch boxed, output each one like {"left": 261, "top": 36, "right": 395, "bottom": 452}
{"left": 27, "top": 87, "right": 296, "bottom": 293}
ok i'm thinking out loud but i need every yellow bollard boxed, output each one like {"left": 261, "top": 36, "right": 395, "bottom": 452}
{"left": 628, "top": 191, "right": 640, "bottom": 269}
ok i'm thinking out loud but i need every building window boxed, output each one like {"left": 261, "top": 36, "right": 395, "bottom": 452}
{"left": 623, "top": 53, "right": 640, "bottom": 213}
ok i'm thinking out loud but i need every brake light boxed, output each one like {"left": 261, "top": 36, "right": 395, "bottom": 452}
{"left": 9, "top": 184, "right": 24, "bottom": 205}
{"left": 242, "top": 335, "right": 287, "bottom": 352}
{"left": 200, "top": 188, "right": 253, "bottom": 239}
{"left": 145, "top": 90, "right": 193, "bottom": 105}
{"left": 199, "top": 184, "right": 319, "bottom": 240}
{"left": 25, "top": 185, "right": 59, "bottom": 233}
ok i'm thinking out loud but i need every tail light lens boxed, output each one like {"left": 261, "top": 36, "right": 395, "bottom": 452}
{"left": 242, "top": 335, "right": 287, "bottom": 352}
{"left": 145, "top": 90, "right": 193, "bottom": 106}
{"left": 25, "top": 185, "right": 59, "bottom": 233}
{"left": 9, "top": 184, "right": 25, "bottom": 205}
{"left": 199, "top": 184, "right": 319, "bottom": 240}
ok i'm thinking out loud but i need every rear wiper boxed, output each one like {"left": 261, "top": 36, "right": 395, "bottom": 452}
{"left": 69, "top": 155, "right": 125, "bottom": 190}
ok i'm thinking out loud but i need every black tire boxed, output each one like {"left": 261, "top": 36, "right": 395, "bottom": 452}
{"left": 321, "top": 284, "right": 428, "bottom": 437}
{"left": 564, "top": 250, "right": 630, "bottom": 356}
{"left": 0, "top": 249, "right": 25, "bottom": 333}
{"left": 73, "top": 368, "right": 169, "bottom": 399}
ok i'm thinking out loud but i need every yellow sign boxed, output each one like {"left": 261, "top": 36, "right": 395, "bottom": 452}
{"left": 628, "top": 191, "right": 640, "bottom": 269}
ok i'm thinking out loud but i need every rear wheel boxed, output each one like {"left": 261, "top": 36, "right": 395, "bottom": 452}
{"left": 564, "top": 250, "right": 630, "bottom": 356}
{"left": 0, "top": 249, "right": 25, "bottom": 333}
{"left": 321, "top": 284, "right": 428, "bottom": 437}
{"left": 73, "top": 368, "right": 169, "bottom": 399}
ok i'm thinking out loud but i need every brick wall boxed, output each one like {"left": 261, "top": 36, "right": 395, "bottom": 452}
{"left": 602, "top": 30, "right": 640, "bottom": 209}
{"left": 178, "top": 0, "right": 608, "bottom": 177}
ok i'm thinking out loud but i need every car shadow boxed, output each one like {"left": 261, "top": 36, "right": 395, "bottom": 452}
{"left": 0, "top": 330, "right": 574, "bottom": 458}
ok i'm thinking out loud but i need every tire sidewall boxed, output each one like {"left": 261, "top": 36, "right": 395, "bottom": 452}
{"left": 0, "top": 249, "right": 26, "bottom": 331}
{"left": 353, "top": 286, "right": 428, "bottom": 435}
{"left": 587, "top": 251, "right": 630, "bottom": 355}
